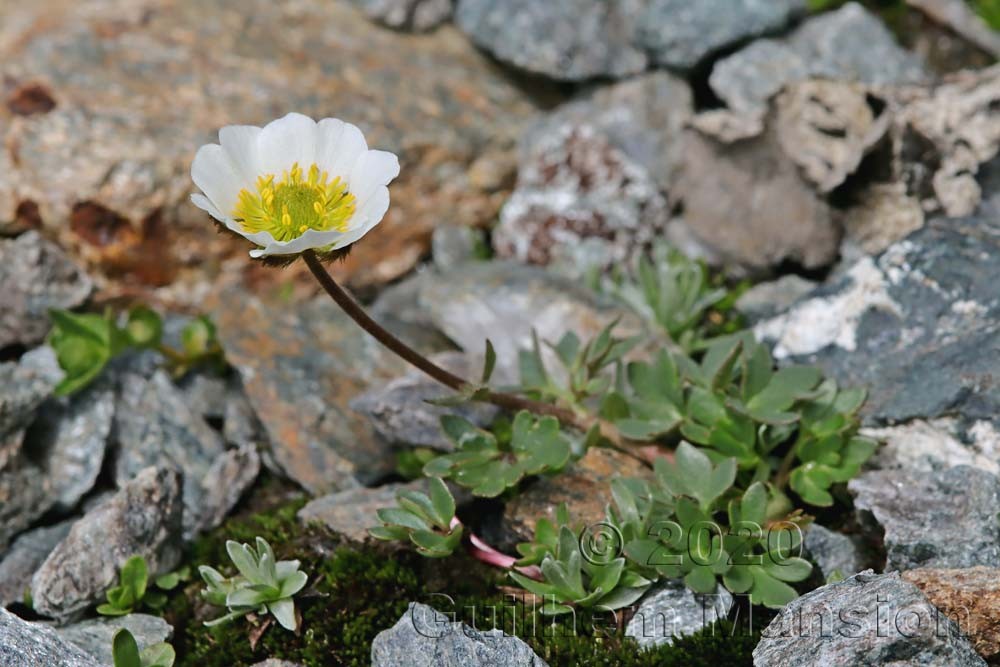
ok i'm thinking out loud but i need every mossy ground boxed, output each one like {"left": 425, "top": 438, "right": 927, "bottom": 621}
{"left": 164, "top": 481, "right": 765, "bottom": 667}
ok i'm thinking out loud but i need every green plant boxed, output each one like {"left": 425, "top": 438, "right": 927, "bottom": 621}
{"left": 199, "top": 537, "right": 308, "bottom": 631}
{"left": 48, "top": 307, "right": 223, "bottom": 396}
{"left": 972, "top": 0, "right": 1000, "bottom": 29}
{"left": 112, "top": 628, "right": 175, "bottom": 667}
{"left": 369, "top": 477, "right": 463, "bottom": 557}
{"left": 421, "top": 411, "right": 582, "bottom": 497}
{"left": 519, "top": 321, "right": 639, "bottom": 413}
{"left": 510, "top": 525, "right": 652, "bottom": 615}
{"left": 98, "top": 556, "right": 173, "bottom": 616}
{"left": 601, "top": 245, "right": 727, "bottom": 351}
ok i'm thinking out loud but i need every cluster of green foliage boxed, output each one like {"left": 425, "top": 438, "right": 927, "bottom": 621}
{"left": 199, "top": 537, "right": 309, "bottom": 631}
{"left": 48, "top": 306, "right": 222, "bottom": 396}
{"left": 98, "top": 555, "right": 189, "bottom": 616}
{"left": 112, "top": 628, "right": 175, "bottom": 667}
{"left": 373, "top": 241, "right": 874, "bottom": 616}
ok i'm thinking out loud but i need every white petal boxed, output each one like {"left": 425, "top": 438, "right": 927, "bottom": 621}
{"left": 190, "top": 193, "right": 225, "bottom": 222}
{"left": 348, "top": 150, "right": 400, "bottom": 209}
{"left": 191, "top": 144, "right": 245, "bottom": 215}
{"left": 250, "top": 228, "right": 348, "bottom": 257}
{"left": 219, "top": 125, "right": 262, "bottom": 184}
{"left": 334, "top": 186, "right": 390, "bottom": 249}
{"left": 318, "top": 120, "right": 369, "bottom": 180}
{"left": 256, "top": 112, "right": 318, "bottom": 177}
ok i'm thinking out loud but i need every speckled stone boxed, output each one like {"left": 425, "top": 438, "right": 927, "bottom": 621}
{"left": 849, "top": 466, "right": 1000, "bottom": 571}
{"left": 113, "top": 371, "right": 226, "bottom": 538}
{"left": 0, "top": 608, "right": 100, "bottom": 667}
{"left": 371, "top": 602, "right": 548, "bottom": 666}
{"left": 754, "top": 570, "right": 985, "bottom": 666}
{"left": 213, "top": 289, "right": 406, "bottom": 495}
{"left": 804, "top": 524, "right": 867, "bottom": 581}
{"left": 757, "top": 215, "right": 1000, "bottom": 425}
{"left": 0, "top": 519, "right": 73, "bottom": 606}
{"left": 31, "top": 467, "right": 183, "bottom": 621}
{"left": 455, "top": 0, "right": 647, "bottom": 81}
{"left": 626, "top": 580, "right": 733, "bottom": 649}
{"left": 0, "top": 232, "right": 93, "bottom": 349}
{"left": 637, "top": 0, "right": 806, "bottom": 71}
{"left": 711, "top": 2, "right": 926, "bottom": 114}
{"left": 492, "top": 72, "right": 695, "bottom": 276}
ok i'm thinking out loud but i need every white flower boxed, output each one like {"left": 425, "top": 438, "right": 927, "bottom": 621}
{"left": 191, "top": 112, "right": 399, "bottom": 258}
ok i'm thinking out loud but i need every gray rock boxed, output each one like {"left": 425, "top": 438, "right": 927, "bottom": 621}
{"left": 674, "top": 125, "right": 839, "bottom": 274}
{"left": 753, "top": 570, "right": 986, "bottom": 666}
{"left": 0, "top": 466, "right": 54, "bottom": 553}
{"left": 193, "top": 444, "right": 261, "bottom": 535}
{"left": 371, "top": 602, "right": 548, "bottom": 666}
{"left": 849, "top": 466, "right": 1000, "bottom": 571}
{"left": 736, "top": 275, "right": 817, "bottom": 322}
{"left": 712, "top": 2, "right": 926, "bottom": 115}
{"left": 213, "top": 289, "right": 407, "bottom": 495}
{"left": 861, "top": 418, "right": 1000, "bottom": 475}
{"left": 31, "top": 467, "right": 183, "bottom": 621}
{"left": 638, "top": 0, "right": 806, "bottom": 71}
{"left": 454, "top": 0, "right": 647, "bottom": 81}
{"left": 113, "top": 371, "right": 226, "bottom": 538}
{"left": 431, "top": 225, "right": 483, "bottom": 271}
{"left": 756, "top": 216, "right": 1000, "bottom": 425}
{"left": 0, "top": 353, "right": 59, "bottom": 468}
{"left": 351, "top": 352, "right": 498, "bottom": 450}
{"left": 804, "top": 525, "right": 866, "bottom": 582}
{"left": 177, "top": 372, "right": 231, "bottom": 424}
{"left": 299, "top": 480, "right": 426, "bottom": 542}
{"left": 0, "top": 607, "right": 101, "bottom": 667}
{"left": 0, "top": 519, "right": 73, "bottom": 606}
{"left": 0, "top": 231, "right": 93, "bottom": 349}
{"left": 494, "top": 73, "right": 693, "bottom": 278}
{"left": 56, "top": 614, "right": 172, "bottom": 666}
{"left": 351, "top": 0, "right": 452, "bottom": 31}
{"left": 416, "top": 261, "right": 644, "bottom": 384}
{"left": 625, "top": 580, "right": 733, "bottom": 649}
{"left": 29, "top": 384, "right": 114, "bottom": 512}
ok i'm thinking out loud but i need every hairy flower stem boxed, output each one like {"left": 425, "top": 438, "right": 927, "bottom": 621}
{"left": 302, "top": 250, "right": 643, "bottom": 464}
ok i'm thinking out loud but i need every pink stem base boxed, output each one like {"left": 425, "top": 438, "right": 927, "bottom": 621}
{"left": 452, "top": 517, "right": 543, "bottom": 580}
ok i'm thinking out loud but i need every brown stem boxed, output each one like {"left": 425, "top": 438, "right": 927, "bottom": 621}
{"left": 302, "top": 250, "right": 641, "bottom": 463}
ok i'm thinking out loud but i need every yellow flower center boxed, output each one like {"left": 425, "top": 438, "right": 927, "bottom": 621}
{"left": 232, "top": 162, "right": 356, "bottom": 242}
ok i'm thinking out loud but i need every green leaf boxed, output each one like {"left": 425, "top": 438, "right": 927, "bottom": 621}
{"left": 120, "top": 556, "right": 148, "bottom": 603}
{"left": 97, "top": 603, "right": 131, "bottom": 617}
{"left": 375, "top": 508, "right": 430, "bottom": 532}
{"left": 481, "top": 339, "right": 497, "bottom": 384}
{"left": 518, "top": 330, "right": 548, "bottom": 389}
{"left": 749, "top": 566, "right": 800, "bottom": 608}
{"left": 427, "top": 477, "right": 456, "bottom": 528}
{"left": 112, "top": 629, "right": 143, "bottom": 667}
{"left": 226, "top": 541, "right": 262, "bottom": 582}
{"left": 139, "top": 642, "right": 176, "bottom": 667}
{"left": 763, "top": 556, "right": 812, "bottom": 582}
{"left": 268, "top": 597, "right": 297, "bottom": 631}
{"left": 552, "top": 331, "right": 581, "bottom": 367}
{"left": 180, "top": 316, "right": 216, "bottom": 357}
{"left": 125, "top": 307, "right": 163, "bottom": 348}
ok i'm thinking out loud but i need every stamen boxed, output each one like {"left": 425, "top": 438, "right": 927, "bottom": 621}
{"left": 232, "top": 162, "right": 357, "bottom": 243}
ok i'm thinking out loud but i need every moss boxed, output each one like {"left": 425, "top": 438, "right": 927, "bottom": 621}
{"left": 166, "top": 498, "right": 762, "bottom": 666}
